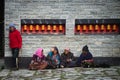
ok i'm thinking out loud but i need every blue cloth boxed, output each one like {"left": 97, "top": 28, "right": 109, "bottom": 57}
{"left": 48, "top": 51, "right": 61, "bottom": 65}
{"left": 9, "top": 23, "right": 16, "bottom": 28}
{"left": 76, "top": 52, "right": 93, "bottom": 65}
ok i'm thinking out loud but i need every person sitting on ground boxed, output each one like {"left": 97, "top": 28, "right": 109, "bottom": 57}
{"left": 60, "top": 48, "right": 75, "bottom": 68}
{"left": 29, "top": 48, "right": 48, "bottom": 70}
{"left": 47, "top": 47, "right": 61, "bottom": 68}
{"left": 76, "top": 45, "right": 94, "bottom": 67}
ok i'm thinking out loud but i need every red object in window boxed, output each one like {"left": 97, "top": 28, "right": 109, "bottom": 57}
{"left": 77, "top": 25, "right": 80, "bottom": 31}
{"left": 107, "top": 24, "right": 112, "bottom": 33}
{"left": 76, "top": 25, "right": 82, "bottom": 33}
{"left": 95, "top": 25, "right": 100, "bottom": 33}
{"left": 59, "top": 25, "right": 64, "bottom": 33}
{"left": 112, "top": 24, "right": 118, "bottom": 32}
{"left": 23, "top": 25, "right": 27, "bottom": 32}
{"left": 53, "top": 25, "right": 57, "bottom": 32}
{"left": 59, "top": 25, "right": 63, "bottom": 31}
{"left": 29, "top": 25, "right": 33, "bottom": 32}
{"left": 83, "top": 25, "right": 88, "bottom": 33}
{"left": 41, "top": 25, "right": 45, "bottom": 33}
{"left": 47, "top": 25, "right": 51, "bottom": 30}
{"left": 101, "top": 24, "right": 106, "bottom": 33}
{"left": 76, "top": 25, "right": 80, "bottom": 33}
{"left": 89, "top": 25, "right": 94, "bottom": 33}
{"left": 101, "top": 25, "right": 104, "bottom": 30}
{"left": 47, "top": 25, "right": 52, "bottom": 33}
{"left": 35, "top": 25, "right": 39, "bottom": 31}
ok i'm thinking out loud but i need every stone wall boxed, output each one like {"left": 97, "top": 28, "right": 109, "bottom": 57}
{"left": 5, "top": 0, "right": 120, "bottom": 58}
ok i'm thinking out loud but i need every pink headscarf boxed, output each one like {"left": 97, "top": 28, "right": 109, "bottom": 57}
{"left": 34, "top": 48, "right": 44, "bottom": 58}
{"left": 65, "top": 48, "right": 70, "bottom": 51}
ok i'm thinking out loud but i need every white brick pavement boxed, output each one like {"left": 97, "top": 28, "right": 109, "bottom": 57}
{"left": 0, "top": 66, "right": 120, "bottom": 80}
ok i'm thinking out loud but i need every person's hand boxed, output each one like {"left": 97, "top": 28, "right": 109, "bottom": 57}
{"left": 69, "top": 59, "right": 72, "bottom": 61}
{"left": 55, "top": 59, "right": 58, "bottom": 63}
{"left": 34, "top": 62, "right": 38, "bottom": 65}
{"left": 66, "top": 59, "right": 69, "bottom": 62}
{"left": 67, "top": 59, "right": 72, "bottom": 62}
{"left": 31, "top": 60, "right": 34, "bottom": 64}
{"left": 82, "top": 60, "right": 86, "bottom": 63}
{"left": 85, "top": 59, "right": 93, "bottom": 63}
{"left": 60, "top": 65, "right": 64, "bottom": 68}
{"left": 84, "top": 60, "right": 87, "bottom": 62}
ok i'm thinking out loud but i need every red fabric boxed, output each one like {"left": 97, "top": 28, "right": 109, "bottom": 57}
{"left": 9, "top": 29, "right": 22, "bottom": 48}
{"left": 83, "top": 59, "right": 94, "bottom": 63}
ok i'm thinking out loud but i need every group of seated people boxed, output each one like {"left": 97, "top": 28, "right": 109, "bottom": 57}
{"left": 29, "top": 45, "right": 94, "bottom": 70}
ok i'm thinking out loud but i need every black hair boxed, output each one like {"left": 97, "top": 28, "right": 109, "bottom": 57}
{"left": 82, "top": 45, "right": 89, "bottom": 52}
{"left": 54, "top": 47, "right": 59, "bottom": 54}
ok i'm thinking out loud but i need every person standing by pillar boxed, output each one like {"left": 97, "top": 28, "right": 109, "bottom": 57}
{"left": 9, "top": 23, "right": 22, "bottom": 70}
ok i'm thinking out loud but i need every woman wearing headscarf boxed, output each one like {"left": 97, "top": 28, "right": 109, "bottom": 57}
{"left": 60, "top": 48, "right": 75, "bottom": 68}
{"left": 47, "top": 47, "right": 61, "bottom": 68}
{"left": 76, "top": 45, "right": 94, "bottom": 67}
{"left": 29, "top": 48, "right": 48, "bottom": 70}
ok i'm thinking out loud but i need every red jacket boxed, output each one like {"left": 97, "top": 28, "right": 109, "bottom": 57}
{"left": 9, "top": 29, "right": 22, "bottom": 49}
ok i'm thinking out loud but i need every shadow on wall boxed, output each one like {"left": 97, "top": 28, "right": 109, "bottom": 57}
{"left": 0, "top": 22, "right": 4, "bottom": 58}
{"left": 4, "top": 57, "right": 120, "bottom": 69}
{"left": 0, "top": 0, "right": 4, "bottom": 58}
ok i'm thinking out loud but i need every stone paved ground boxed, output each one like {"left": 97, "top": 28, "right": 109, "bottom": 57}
{"left": 0, "top": 66, "right": 120, "bottom": 80}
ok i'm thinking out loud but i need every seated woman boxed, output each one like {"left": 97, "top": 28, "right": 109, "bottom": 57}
{"left": 60, "top": 48, "right": 75, "bottom": 68}
{"left": 47, "top": 47, "right": 61, "bottom": 68}
{"left": 29, "top": 48, "right": 48, "bottom": 70}
{"left": 76, "top": 45, "right": 94, "bottom": 67}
